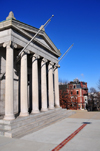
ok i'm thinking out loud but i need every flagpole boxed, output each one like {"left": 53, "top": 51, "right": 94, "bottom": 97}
{"left": 58, "top": 43, "right": 74, "bottom": 63}
{"left": 16, "top": 15, "right": 54, "bottom": 61}
{"left": 54, "top": 43, "right": 74, "bottom": 70}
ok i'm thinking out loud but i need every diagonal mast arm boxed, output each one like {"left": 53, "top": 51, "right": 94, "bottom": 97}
{"left": 58, "top": 43, "right": 74, "bottom": 63}
{"left": 17, "top": 15, "right": 54, "bottom": 60}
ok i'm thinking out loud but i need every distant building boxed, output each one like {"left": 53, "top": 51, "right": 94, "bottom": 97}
{"left": 59, "top": 79, "right": 88, "bottom": 110}
{"left": 87, "top": 92, "right": 100, "bottom": 111}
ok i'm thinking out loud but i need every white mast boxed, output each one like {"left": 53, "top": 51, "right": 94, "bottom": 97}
{"left": 16, "top": 15, "right": 54, "bottom": 62}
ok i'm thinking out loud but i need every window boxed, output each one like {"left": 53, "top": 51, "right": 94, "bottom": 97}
{"left": 76, "top": 91, "right": 79, "bottom": 95}
{"left": 74, "top": 85, "right": 75, "bottom": 88}
{"left": 71, "top": 91, "right": 73, "bottom": 95}
{"left": 77, "top": 85, "right": 81, "bottom": 88}
{"left": 70, "top": 86, "right": 72, "bottom": 89}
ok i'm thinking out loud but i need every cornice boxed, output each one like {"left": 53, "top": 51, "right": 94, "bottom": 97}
{"left": 0, "top": 19, "right": 61, "bottom": 57}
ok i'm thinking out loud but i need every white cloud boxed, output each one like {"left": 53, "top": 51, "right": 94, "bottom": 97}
{"left": 81, "top": 73, "right": 84, "bottom": 77}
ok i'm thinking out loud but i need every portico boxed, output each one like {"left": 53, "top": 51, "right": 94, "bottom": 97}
{"left": 0, "top": 12, "right": 61, "bottom": 120}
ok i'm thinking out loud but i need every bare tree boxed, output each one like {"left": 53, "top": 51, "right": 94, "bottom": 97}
{"left": 98, "top": 79, "right": 100, "bottom": 90}
{"left": 59, "top": 78, "right": 69, "bottom": 85}
{"left": 90, "top": 87, "right": 97, "bottom": 93}
{"left": 87, "top": 86, "right": 100, "bottom": 111}
{"left": 59, "top": 84, "right": 78, "bottom": 110}
{"left": 59, "top": 85, "right": 71, "bottom": 109}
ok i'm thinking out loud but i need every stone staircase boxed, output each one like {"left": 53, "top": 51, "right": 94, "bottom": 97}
{"left": 0, "top": 108, "right": 75, "bottom": 138}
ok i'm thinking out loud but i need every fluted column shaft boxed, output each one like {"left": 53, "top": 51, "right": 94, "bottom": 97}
{"left": 31, "top": 54, "right": 40, "bottom": 113}
{"left": 48, "top": 62, "right": 54, "bottom": 109}
{"left": 41, "top": 58, "right": 48, "bottom": 111}
{"left": 54, "top": 66, "right": 60, "bottom": 108}
{"left": 3, "top": 41, "right": 16, "bottom": 120}
{"left": 20, "top": 52, "right": 29, "bottom": 116}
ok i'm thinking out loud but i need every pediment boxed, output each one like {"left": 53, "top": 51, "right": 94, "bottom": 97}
{"left": 22, "top": 29, "right": 53, "bottom": 51}
{"left": 11, "top": 19, "right": 61, "bottom": 57}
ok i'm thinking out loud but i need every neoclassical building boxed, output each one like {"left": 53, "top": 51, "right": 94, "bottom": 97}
{"left": 0, "top": 12, "right": 61, "bottom": 120}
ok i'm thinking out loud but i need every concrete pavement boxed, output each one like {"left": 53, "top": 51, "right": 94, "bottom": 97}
{"left": 0, "top": 110, "right": 100, "bottom": 151}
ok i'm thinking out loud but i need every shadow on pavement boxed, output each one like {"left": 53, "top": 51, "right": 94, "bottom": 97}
{"left": 82, "top": 122, "right": 92, "bottom": 124}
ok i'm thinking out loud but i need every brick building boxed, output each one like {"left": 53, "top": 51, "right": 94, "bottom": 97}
{"left": 59, "top": 79, "right": 88, "bottom": 110}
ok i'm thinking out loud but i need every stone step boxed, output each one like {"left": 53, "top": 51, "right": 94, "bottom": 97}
{"left": 15, "top": 110, "right": 75, "bottom": 138}
{"left": 5, "top": 110, "right": 75, "bottom": 138}
{"left": 4, "top": 110, "right": 66, "bottom": 137}
{"left": 11, "top": 111, "right": 66, "bottom": 133}
{"left": 0, "top": 129, "right": 8, "bottom": 136}
{"left": 15, "top": 117, "right": 65, "bottom": 138}
{"left": 0, "top": 108, "right": 64, "bottom": 131}
{"left": 0, "top": 109, "right": 75, "bottom": 138}
{"left": 0, "top": 124, "right": 11, "bottom": 130}
{"left": 0, "top": 107, "right": 62, "bottom": 125}
{"left": 5, "top": 110, "right": 68, "bottom": 138}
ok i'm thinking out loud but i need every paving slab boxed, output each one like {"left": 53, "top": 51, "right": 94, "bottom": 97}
{"left": 61, "top": 119, "right": 100, "bottom": 151}
{"left": 0, "top": 111, "right": 100, "bottom": 151}
{"left": 21, "top": 118, "right": 83, "bottom": 144}
{"left": 0, "top": 136, "right": 56, "bottom": 151}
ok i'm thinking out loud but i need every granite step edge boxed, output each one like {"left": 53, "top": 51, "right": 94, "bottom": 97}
{"left": 4, "top": 111, "right": 67, "bottom": 135}
{"left": 4, "top": 112, "right": 67, "bottom": 138}
{"left": 0, "top": 109, "right": 66, "bottom": 131}
{"left": 0, "top": 107, "right": 62, "bottom": 125}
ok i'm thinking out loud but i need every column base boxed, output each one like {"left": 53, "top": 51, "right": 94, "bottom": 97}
{"left": 4, "top": 114, "right": 15, "bottom": 120}
{"left": 49, "top": 106, "right": 55, "bottom": 110}
{"left": 19, "top": 112, "right": 29, "bottom": 117}
{"left": 55, "top": 105, "right": 61, "bottom": 108}
{"left": 31, "top": 110, "right": 40, "bottom": 114}
{"left": 41, "top": 108, "right": 48, "bottom": 112}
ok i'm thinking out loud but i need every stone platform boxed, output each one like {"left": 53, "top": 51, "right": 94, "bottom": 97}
{"left": 0, "top": 108, "right": 75, "bottom": 138}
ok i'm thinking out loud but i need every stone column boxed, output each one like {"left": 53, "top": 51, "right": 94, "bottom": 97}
{"left": 41, "top": 58, "right": 48, "bottom": 111}
{"left": 54, "top": 65, "right": 60, "bottom": 108}
{"left": 3, "top": 41, "right": 17, "bottom": 120}
{"left": 48, "top": 62, "right": 54, "bottom": 109}
{"left": 20, "top": 52, "right": 29, "bottom": 116}
{"left": 31, "top": 54, "right": 40, "bottom": 113}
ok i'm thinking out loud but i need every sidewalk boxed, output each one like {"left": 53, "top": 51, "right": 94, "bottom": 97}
{"left": 0, "top": 110, "right": 100, "bottom": 151}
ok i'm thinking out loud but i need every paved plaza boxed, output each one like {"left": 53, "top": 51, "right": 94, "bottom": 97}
{"left": 0, "top": 110, "right": 100, "bottom": 151}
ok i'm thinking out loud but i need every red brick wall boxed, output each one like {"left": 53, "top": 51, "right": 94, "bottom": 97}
{"left": 59, "top": 82, "right": 88, "bottom": 110}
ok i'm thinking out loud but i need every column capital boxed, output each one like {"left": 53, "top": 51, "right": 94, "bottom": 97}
{"left": 48, "top": 62, "right": 54, "bottom": 71}
{"left": 33, "top": 54, "right": 40, "bottom": 59}
{"left": 24, "top": 49, "right": 30, "bottom": 54}
{"left": 54, "top": 63, "right": 60, "bottom": 70}
{"left": 3, "top": 41, "right": 17, "bottom": 49}
{"left": 42, "top": 58, "right": 47, "bottom": 63}
{"left": 49, "top": 61, "right": 54, "bottom": 66}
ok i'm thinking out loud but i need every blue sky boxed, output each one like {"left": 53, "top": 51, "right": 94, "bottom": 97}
{"left": 0, "top": 0, "right": 100, "bottom": 91}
